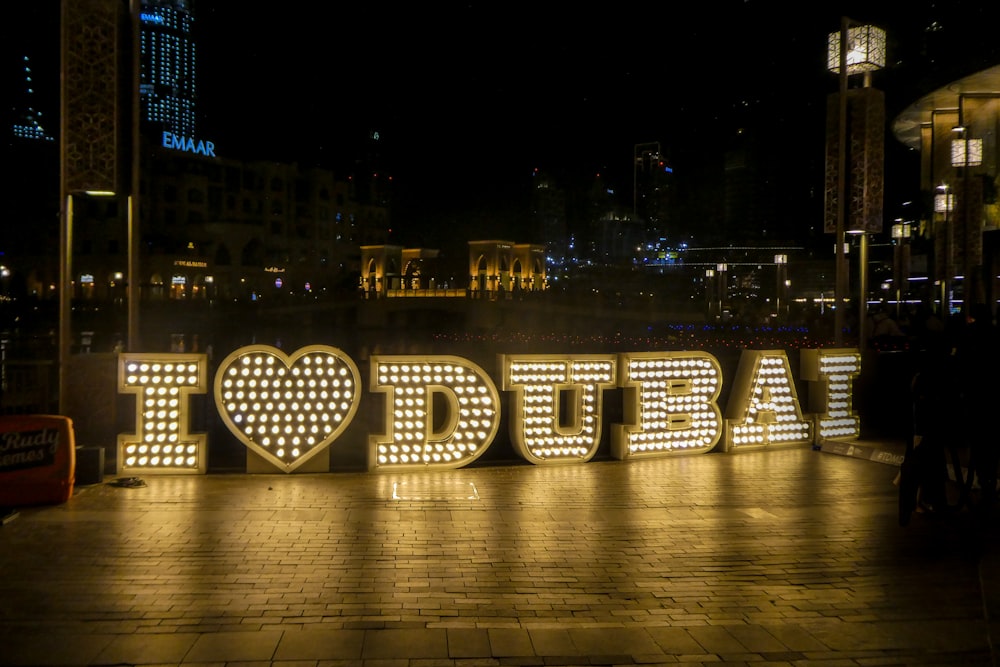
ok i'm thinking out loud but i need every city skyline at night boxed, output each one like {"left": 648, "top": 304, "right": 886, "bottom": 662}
{"left": 8, "top": 1, "right": 1000, "bottom": 251}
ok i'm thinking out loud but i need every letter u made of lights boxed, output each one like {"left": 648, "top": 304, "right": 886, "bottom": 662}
{"left": 118, "top": 353, "right": 209, "bottom": 474}
{"left": 214, "top": 345, "right": 362, "bottom": 473}
{"left": 501, "top": 354, "right": 617, "bottom": 464}
{"left": 612, "top": 351, "right": 723, "bottom": 460}
{"left": 368, "top": 355, "right": 501, "bottom": 471}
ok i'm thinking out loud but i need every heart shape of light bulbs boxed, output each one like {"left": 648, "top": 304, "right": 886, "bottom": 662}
{"left": 214, "top": 345, "right": 361, "bottom": 472}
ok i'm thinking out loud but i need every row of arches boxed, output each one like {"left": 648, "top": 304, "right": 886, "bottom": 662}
{"left": 359, "top": 241, "right": 547, "bottom": 298}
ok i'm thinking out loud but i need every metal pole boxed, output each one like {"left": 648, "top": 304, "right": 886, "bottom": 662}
{"left": 58, "top": 195, "right": 72, "bottom": 414}
{"left": 944, "top": 190, "right": 952, "bottom": 315}
{"left": 834, "top": 16, "right": 850, "bottom": 346}
{"left": 892, "top": 243, "right": 903, "bottom": 322}
{"left": 58, "top": 4, "right": 70, "bottom": 414}
{"left": 858, "top": 232, "right": 868, "bottom": 347}
{"left": 127, "top": 0, "right": 141, "bottom": 351}
{"left": 775, "top": 268, "right": 781, "bottom": 318}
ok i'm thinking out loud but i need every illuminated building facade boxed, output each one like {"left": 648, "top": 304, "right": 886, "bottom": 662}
{"left": 360, "top": 241, "right": 547, "bottom": 299}
{"left": 139, "top": 148, "right": 389, "bottom": 301}
{"left": 892, "top": 65, "right": 1000, "bottom": 313}
{"left": 138, "top": 0, "right": 197, "bottom": 139}
{"left": 17, "top": 146, "right": 389, "bottom": 305}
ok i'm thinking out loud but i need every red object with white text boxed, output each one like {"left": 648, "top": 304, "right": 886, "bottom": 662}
{"left": 0, "top": 415, "right": 75, "bottom": 507}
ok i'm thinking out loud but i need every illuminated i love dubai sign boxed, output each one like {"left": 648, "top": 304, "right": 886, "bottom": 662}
{"left": 116, "top": 346, "right": 861, "bottom": 476}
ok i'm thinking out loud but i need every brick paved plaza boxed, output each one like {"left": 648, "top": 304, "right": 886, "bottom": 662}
{"left": 1, "top": 446, "right": 999, "bottom": 666}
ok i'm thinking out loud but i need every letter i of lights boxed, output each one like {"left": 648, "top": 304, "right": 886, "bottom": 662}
{"left": 501, "top": 354, "right": 616, "bottom": 464}
{"left": 214, "top": 345, "right": 361, "bottom": 473}
{"left": 800, "top": 348, "right": 861, "bottom": 440}
{"left": 612, "top": 351, "right": 723, "bottom": 460}
{"left": 368, "top": 355, "right": 501, "bottom": 471}
{"left": 725, "top": 350, "right": 813, "bottom": 450}
{"left": 118, "top": 353, "right": 208, "bottom": 474}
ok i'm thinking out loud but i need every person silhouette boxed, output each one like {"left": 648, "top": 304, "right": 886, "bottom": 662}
{"left": 956, "top": 303, "right": 1000, "bottom": 513}
{"left": 904, "top": 328, "right": 955, "bottom": 518}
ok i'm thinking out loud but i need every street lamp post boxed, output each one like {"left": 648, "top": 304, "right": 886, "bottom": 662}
{"left": 128, "top": 0, "right": 141, "bottom": 351}
{"left": 716, "top": 263, "right": 728, "bottom": 319}
{"left": 705, "top": 268, "right": 715, "bottom": 319}
{"left": 891, "top": 221, "right": 911, "bottom": 318}
{"left": 951, "top": 125, "right": 982, "bottom": 311}
{"left": 827, "top": 17, "right": 886, "bottom": 345}
{"left": 60, "top": 0, "right": 140, "bottom": 412}
{"left": 834, "top": 18, "right": 850, "bottom": 345}
{"left": 935, "top": 184, "right": 954, "bottom": 315}
{"left": 774, "top": 254, "right": 787, "bottom": 319}
{"left": 856, "top": 230, "right": 869, "bottom": 347}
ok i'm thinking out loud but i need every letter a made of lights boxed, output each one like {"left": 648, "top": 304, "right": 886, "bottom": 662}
{"left": 725, "top": 350, "right": 813, "bottom": 450}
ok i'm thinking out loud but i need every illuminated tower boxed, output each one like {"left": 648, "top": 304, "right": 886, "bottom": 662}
{"left": 139, "top": 0, "right": 197, "bottom": 138}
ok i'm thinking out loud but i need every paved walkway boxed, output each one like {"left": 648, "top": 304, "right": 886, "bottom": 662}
{"left": 1, "top": 440, "right": 999, "bottom": 667}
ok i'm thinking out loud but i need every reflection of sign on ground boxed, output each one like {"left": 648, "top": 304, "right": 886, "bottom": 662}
{"left": 0, "top": 428, "right": 59, "bottom": 472}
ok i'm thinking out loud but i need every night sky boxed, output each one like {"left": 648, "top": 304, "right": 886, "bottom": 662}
{"left": 10, "top": 1, "right": 1000, "bottom": 248}
{"left": 196, "top": 1, "right": 851, "bottom": 229}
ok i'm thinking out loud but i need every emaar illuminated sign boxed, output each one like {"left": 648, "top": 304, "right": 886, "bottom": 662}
{"left": 162, "top": 132, "right": 217, "bottom": 157}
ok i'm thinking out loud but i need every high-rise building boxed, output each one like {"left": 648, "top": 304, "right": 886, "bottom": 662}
{"left": 11, "top": 55, "right": 54, "bottom": 142}
{"left": 632, "top": 142, "right": 672, "bottom": 242}
{"left": 529, "top": 168, "right": 567, "bottom": 269}
{"left": 138, "top": 0, "right": 197, "bottom": 139}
